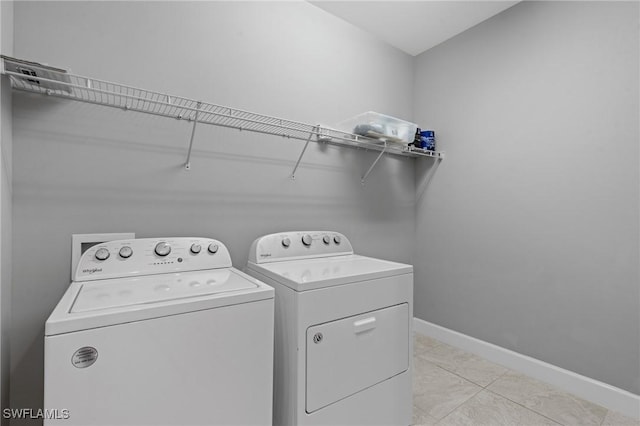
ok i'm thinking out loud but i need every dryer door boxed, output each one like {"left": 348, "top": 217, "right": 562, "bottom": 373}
{"left": 305, "top": 303, "right": 409, "bottom": 413}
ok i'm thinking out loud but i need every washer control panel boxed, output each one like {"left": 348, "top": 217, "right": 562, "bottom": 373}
{"left": 75, "top": 237, "right": 232, "bottom": 282}
{"left": 248, "top": 231, "right": 353, "bottom": 264}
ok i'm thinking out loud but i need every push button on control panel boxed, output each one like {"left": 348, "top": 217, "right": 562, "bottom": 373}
{"left": 322, "top": 235, "right": 330, "bottom": 245}
{"left": 95, "top": 248, "right": 110, "bottom": 261}
{"left": 190, "top": 244, "right": 202, "bottom": 254}
{"left": 118, "top": 246, "right": 133, "bottom": 259}
{"left": 208, "top": 243, "right": 219, "bottom": 254}
{"left": 333, "top": 235, "right": 341, "bottom": 245}
{"left": 282, "top": 237, "right": 291, "bottom": 248}
{"left": 154, "top": 242, "right": 171, "bottom": 257}
{"left": 302, "top": 234, "right": 312, "bottom": 246}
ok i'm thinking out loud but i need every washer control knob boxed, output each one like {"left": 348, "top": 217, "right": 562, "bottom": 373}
{"left": 322, "top": 235, "right": 331, "bottom": 245}
{"left": 302, "top": 235, "right": 312, "bottom": 246}
{"left": 95, "top": 248, "right": 110, "bottom": 261}
{"left": 333, "top": 235, "right": 341, "bottom": 245}
{"left": 154, "top": 242, "right": 171, "bottom": 257}
{"left": 282, "top": 237, "right": 291, "bottom": 248}
{"left": 118, "top": 246, "right": 133, "bottom": 259}
{"left": 190, "top": 244, "right": 202, "bottom": 254}
{"left": 208, "top": 243, "right": 219, "bottom": 254}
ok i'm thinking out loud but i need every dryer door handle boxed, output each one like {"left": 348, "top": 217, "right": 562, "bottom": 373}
{"left": 353, "top": 317, "right": 377, "bottom": 333}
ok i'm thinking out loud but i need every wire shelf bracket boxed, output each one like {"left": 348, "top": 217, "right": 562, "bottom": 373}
{"left": 361, "top": 141, "right": 388, "bottom": 185}
{"left": 184, "top": 102, "right": 202, "bottom": 170}
{"left": 290, "top": 126, "right": 317, "bottom": 180}
{"left": 1, "top": 55, "right": 446, "bottom": 176}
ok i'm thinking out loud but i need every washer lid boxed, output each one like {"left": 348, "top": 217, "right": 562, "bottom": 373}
{"left": 46, "top": 268, "right": 273, "bottom": 336}
{"left": 247, "top": 254, "right": 412, "bottom": 292}
{"left": 71, "top": 269, "right": 254, "bottom": 313}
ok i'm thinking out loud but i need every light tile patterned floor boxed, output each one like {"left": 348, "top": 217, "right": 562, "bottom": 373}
{"left": 413, "top": 334, "right": 639, "bottom": 426}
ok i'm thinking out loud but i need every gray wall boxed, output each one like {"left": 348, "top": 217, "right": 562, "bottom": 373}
{"left": 11, "top": 1, "right": 415, "bottom": 418}
{"left": 413, "top": 1, "right": 639, "bottom": 395}
{"left": 1, "top": 0, "right": 14, "bottom": 419}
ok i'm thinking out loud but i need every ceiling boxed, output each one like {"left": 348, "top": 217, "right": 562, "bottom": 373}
{"left": 309, "top": 1, "right": 520, "bottom": 56}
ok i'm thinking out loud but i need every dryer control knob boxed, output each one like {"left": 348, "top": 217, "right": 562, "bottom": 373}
{"left": 208, "top": 243, "right": 219, "bottom": 254}
{"left": 154, "top": 242, "right": 171, "bottom": 257}
{"left": 190, "top": 244, "right": 202, "bottom": 254}
{"left": 322, "top": 235, "right": 330, "bottom": 245}
{"left": 333, "top": 235, "right": 341, "bottom": 245}
{"left": 119, "top": 246, "right": 133, "bottom": 259}
{"left": 282, "top": 238, "right": 291, "bottom": 248}
{"left": 302, "top": 234, "right": 312, "bottom": 246}
{"left": 95, "top": 248, "right": 110, "bottom": 261}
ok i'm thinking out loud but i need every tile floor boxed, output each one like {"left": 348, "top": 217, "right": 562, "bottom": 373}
{"left": 412, "top": 334, "right": 639, "bottom": 426}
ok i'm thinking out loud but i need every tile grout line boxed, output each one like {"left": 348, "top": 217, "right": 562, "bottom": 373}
{"left": 596, "top": 409, "right": 609, "bottom": 426}
{"left": 473, "top": 364, "right": 565, "bottom": 425}
{"left": 425, "top": 363, "right": 485, "bottom": 424}
{"left": 412, "top": 353, "right": 481, "bottom": 424}
{"left": 411, "top": 403, "right": 431, "bottom": 425}
{"left": 415, "top": 337, "right": 509, "bottom": 424}
{"left": 485, "top": 373, "right": 612, "bottom": 425}
{"left": 483, "top": 387, "right": 565, "bottom": 426}
{"left": 479, "top": 369, "right": 508, "bottom": 390}
{"left": 415, "top": 352, "right": 486, "bottom": 390}
{"left": 432, "top": 387, "right": 484, "bottom": 426}
{"left": 415, "top": 349, "right": 507, "bottom": 390}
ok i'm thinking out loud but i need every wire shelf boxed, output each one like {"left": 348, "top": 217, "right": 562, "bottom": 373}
{"left": 1, "top": 56, "right": 444, "bottom": 176}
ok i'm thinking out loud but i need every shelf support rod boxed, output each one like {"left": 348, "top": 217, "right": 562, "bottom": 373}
{"left": 184, "top": 102, "right": 202, "bottom": 170}
{"left": 290, "top": 126, "right": 316, "bottom": 180}
{"left": 361, "top": 141, "right": 388, "bottom": 185}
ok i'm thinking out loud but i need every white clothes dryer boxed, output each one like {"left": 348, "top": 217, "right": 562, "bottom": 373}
{"left": 45, "top": 237, "right": 274, "bottom": 426}
{"left": 246, "top": 231, "right": 413, "bottom": 426}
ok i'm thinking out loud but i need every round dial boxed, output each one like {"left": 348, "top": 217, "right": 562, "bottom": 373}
{"left": 95, "top": 248, "right": 110, "bottom": 261}
{"left": 282, "top": 237, "right": 291, "bottom": 248}
{"left": 302, "top": 234, "right": 312, "bottom": 246}
{"left": 190, "top": 244, "right": 202, "bottom": 254}
{"left": 333, "top": 235, "right": 341, "bottom": 245}
{"left": 154, "top": 242, "right": 171, "bottom": 257}
{"left": 322, "top": 235, "right": 330, "bottom": 245}
{"left": 118, "top": 246, "right": 133, "bottom": 259}
{"left": 208, "top": 243, "right": 219, "bottom": 254}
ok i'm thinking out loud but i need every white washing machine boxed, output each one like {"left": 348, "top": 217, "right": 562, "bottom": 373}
{"left": 45, "top": 237, "right": 274, "bottom": 426}
{"left": 246, "top": 231, "right": 413, "bottom": 426}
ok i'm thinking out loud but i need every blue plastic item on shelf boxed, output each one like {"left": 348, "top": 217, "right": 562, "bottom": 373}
{"left": 420, "top": 130, "right": 435, "bottom": 151}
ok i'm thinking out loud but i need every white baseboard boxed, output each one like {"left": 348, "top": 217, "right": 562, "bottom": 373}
{"left": 413, "top": 317, "right": 640, "bottom": 420}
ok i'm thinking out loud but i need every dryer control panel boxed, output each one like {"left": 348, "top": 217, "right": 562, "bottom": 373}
{"left": 75, "top": 237, "right": 232, "bottom": 282}
{"left": 248, "top": 231, "right": 353, "bottom": 264}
